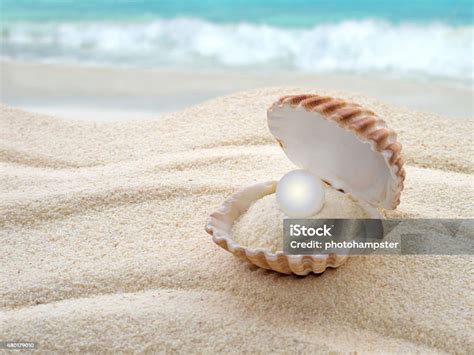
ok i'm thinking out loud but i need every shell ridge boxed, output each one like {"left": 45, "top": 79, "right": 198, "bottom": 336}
{"left": 267, "top": 94, "right": 405, "bottom": 209}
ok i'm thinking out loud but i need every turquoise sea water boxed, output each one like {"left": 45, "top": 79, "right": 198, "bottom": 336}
{"left": 1, "top": 0, "right": 473, "bottom": 80}
{"left": 2, "top": 0, "right": 473, "bottom": 25}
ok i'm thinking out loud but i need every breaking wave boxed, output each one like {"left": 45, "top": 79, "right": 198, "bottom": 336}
{"left": 1, "top": 18, "right": 472, "bottom": 80}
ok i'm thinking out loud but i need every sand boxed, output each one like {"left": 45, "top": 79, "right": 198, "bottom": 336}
{"left": 2, "top": 60, "right": 473, "bottom": 121}
{"left": 232, "top": 189, "right": 370, "bottom": 252}
{"left": 1, "top": 88, "right": 473, "bottom": 353}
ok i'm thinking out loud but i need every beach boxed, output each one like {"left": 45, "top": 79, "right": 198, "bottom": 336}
{"left": 1, "top": 60, "right": 473, "bottom": 121}
{"left": 1, "top": 87, "right": 473, "bottom": 352}
{"left": 1, "top": 0, "right": 473, "bottom": 352}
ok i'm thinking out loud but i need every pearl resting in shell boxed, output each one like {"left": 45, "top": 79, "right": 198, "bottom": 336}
{"left": 205, "top": 94, "right": 405, "bottom": 275}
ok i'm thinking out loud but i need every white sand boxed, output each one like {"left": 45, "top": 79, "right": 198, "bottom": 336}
{"left": 2, "top": 60, "right": 473, "bottom": 120}
{"left": 1, "top": 88, "right": 473, "bottom": 353}
{"left": 232, "top": 189, "right": 369, "bottom": 252}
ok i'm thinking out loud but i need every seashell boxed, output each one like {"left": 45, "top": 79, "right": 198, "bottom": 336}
{"left": 205, "top": 180, "right": 380, "bottom": 275}
{"left": 206, "top": 94, "right": 405, "bottom": 275}
{"left": 268, "top": 94, "right": 405, "bottom": 209}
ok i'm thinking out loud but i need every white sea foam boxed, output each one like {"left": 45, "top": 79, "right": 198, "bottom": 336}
{"left": 1, "top": 18, "right": 473, "bottom": 80}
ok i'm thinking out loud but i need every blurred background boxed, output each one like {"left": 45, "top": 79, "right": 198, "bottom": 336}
{"left": 0, "top": 0, "right": 472, "bottom": 120}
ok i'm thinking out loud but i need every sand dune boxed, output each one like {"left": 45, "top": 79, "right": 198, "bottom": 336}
{"left": 1, "top": 88, "right": 473, "bottom": 353}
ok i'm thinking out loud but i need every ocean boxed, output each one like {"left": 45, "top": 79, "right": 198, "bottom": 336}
{"left": 1, "top": 0, "right": 473, "bottom": 81}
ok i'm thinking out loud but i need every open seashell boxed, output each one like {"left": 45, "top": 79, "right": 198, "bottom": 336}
{"left": 269, "top": 94, "right": 405, "bottom": 209}
{"left": 206, "top": 94, "right": 405, "bottom": 275}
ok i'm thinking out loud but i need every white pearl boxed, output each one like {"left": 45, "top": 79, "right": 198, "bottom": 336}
{"left": 276, "top": 169, "right": 325, "bottom": 218}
